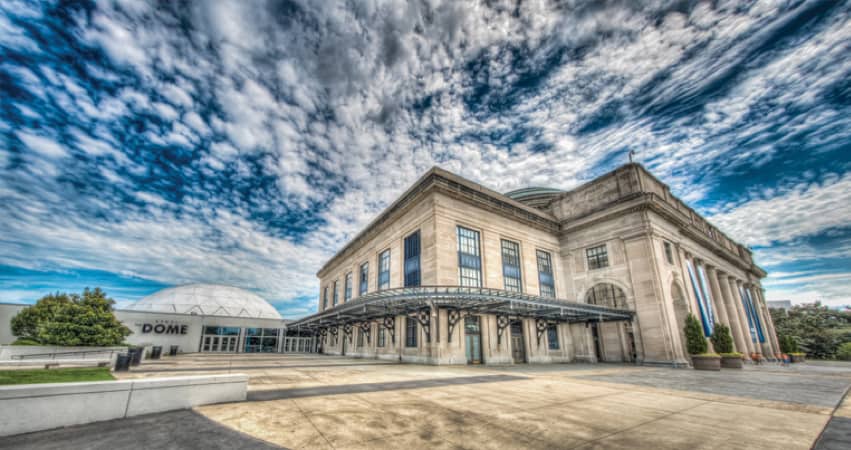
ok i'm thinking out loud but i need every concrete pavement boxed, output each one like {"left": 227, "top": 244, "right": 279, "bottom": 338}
{"left": 8, "top": 354, "right": 851, "bottom": 449}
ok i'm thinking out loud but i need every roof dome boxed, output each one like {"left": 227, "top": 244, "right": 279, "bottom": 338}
{"left": 124, "top": 284, "right": 281, "bottom": 319}
{"left": 504, "top": 187, "right": 564, "bottom": 210}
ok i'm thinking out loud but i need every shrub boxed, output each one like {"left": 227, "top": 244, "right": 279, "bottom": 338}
{"left": 837, "top": 343, "right": 851, "bottom": 361}
{"left": 11, "top": 338, "right": 41, "bottom": 346}
{"left": 684, "top": 314, "right": 708, "bottom": 355}
{"left": 710, "top": 323, "right": 734, "bottom": 354}
{"left": 779, "top": 335, "right": 799, "bottom": 354}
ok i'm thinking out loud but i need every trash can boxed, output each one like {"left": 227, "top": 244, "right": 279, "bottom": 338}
{"left": 169, "top": 345, "right": 179, "bottom": 356}
{"left": 150, "top": 346, "right": 162, "bottom": 360}
{"left": 129, "top": 348, "right": 143, "bottom": 366}
{"left": 114, "top": 353, "right": 131, "bottom": 372}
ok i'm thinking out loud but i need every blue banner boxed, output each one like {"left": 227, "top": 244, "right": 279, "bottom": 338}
{"left": 739, "top": 285, "right": 758, "bottom": 343}
{"left": 744, "top": 288, "right": 765, "bottom": 343}
{"left": 686, "top": 259, "right": 713, "bottom": 337}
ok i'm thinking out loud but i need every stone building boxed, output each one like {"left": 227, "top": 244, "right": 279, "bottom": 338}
{"left": 289, "top": 164, "right": 780, "bottom": 366}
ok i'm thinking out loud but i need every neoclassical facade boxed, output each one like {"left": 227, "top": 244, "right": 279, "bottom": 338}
{"left": 290, "top": 164, "right": 779, "bottom": 366}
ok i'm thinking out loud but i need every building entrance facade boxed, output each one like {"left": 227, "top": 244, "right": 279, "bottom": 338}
{"left": 201, "top": 327, "right": 240, "bottom": 352}
{"left": 465, "top": 316, "right": 482, "bottom": 364}
{"left": 510, "top": 321, "right": 526, "bottom": 363}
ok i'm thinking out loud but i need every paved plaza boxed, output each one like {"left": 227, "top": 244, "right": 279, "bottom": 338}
{"left": 5, "top": 354, "right": 851, "bottom": 449}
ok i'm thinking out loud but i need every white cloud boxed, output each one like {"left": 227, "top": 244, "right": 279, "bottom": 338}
{"left": 709, "top": 173, "right": 851, "bottom": 247}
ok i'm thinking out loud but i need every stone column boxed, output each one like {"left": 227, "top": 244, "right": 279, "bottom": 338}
{"left": 730, "top": 277, "right": 757, "bottom": 355}
{"left": 756, "top": 286, "right": 782, "bottom": 353}
{"left": 748, "top": 285, "right": 775, "bottom": 357}
{"left": 717, "top": 272, "right": 749, "bottom": 357}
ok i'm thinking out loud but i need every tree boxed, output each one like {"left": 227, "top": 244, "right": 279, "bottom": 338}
{"left": 710, "top": 323, "right": 734, "bottom": 354}
{"left": 10, "top": 288, "right": 131, "bottom": 346}
{"left": 770, "top": 303, "right": 851, "bottom": 359}
{"left": 684, "top": 314, "right": 708, "bottom": 355}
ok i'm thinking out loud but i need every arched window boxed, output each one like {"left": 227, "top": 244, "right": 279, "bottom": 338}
{"left": 585, "top": 283, "right": 628, "bottom": 309}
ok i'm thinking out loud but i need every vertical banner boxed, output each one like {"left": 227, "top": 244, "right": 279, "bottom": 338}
{"left": 697, "top": 265, "right": 717, "bottom": 331}
{"left": 739, "top": 285, "right": 758, "bottom": 343}
{"left": 744, "top": 288, "right": 765, "bottom": 343}
{"left": 685, "top": 259, "right": 713, "bottom": 336}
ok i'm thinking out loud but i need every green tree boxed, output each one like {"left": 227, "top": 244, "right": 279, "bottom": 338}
{"left": 778, "top": 335, "right": 799, "bottom": 354}
{"left": 770, "top": 303, "right": 851, "bottom": 359}
{"left": 710, "top": 323, "right": 734, "bottom": 354}
{"left": 10, "top": 288, "right": 131, "bottom": 346}
{"left": 684, "top": 314, "right": 708, "bottom": 355}
{"left": 837, "top": 343, "right": 851, "bottom": 361}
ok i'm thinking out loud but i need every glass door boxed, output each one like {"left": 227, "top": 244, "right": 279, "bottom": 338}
{"left": 465, "top": 316, "right": 482, "bottom": 364}
{"left": 510, "top": 321, "right": 526, "bottom": 363}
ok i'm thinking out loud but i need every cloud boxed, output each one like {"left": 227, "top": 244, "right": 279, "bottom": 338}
{"left": 1, "top": 0, "right": 850, "bottom": 312}
{"left": 709, "top": 173, "right": 851, "bottom": 247}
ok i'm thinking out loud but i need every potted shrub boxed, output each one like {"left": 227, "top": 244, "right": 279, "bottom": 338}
{"left": 780, "top": 335, "right": 806, "bottom": 363}
{"left": 685, "top": 314, "right": 720, "bottom": 370}
{"left": 710, "top": 323, "right": 742, "bottom": 369}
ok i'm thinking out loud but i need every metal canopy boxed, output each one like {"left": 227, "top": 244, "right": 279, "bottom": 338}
{"left": 288, "top": 286, "right": 633, "bottom": 333}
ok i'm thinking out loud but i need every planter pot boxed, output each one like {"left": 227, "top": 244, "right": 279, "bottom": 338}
{"left": 721, "top": 355, "right": 743, "bottom": 369}
{"left": 790, "top": 354, "right": 806, "bottom": 363}
{"left": 691, "top": 355, "right": 721, "bottom": 371}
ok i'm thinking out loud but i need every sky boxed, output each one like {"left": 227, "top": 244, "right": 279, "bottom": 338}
{"left": 1, "top": 0, "right": 849, "bottom": 318}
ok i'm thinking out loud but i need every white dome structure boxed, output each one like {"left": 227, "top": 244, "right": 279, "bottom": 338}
{"left": 125, "top": 284, "right": 282, "bottom": 319}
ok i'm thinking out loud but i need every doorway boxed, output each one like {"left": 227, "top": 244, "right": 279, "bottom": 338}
{"left": 591, "top": 323, "right": 603, "bottom": 361}
{"left": 510, "top": 320, "right": 526, "bottom": 363}
{"left": 465, "top": 316, "right": 482, "bottom": 364}
{"left": 202, "top": 335, "right": 237, "bottom": 352}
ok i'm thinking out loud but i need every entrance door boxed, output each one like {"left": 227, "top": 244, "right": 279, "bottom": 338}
{"left": 465, "top": 316, "right": 482, "bottom": 364}
{"left": 510, "top": 321, "right": 526, "bottom": 363}
{"left": 591, "top": 323, "right": 603, "bottom": 361}
{"left": 223, "top": 336, "right": 237, "bottom": 352}
{"left": 203, "top": 336, "right": 211, "bottom": 352}
{"left": 212, "top": 336, "right": 220, "bottom": 352}
{"left": 341, "top": 336, "right": 347, "bottom": 355}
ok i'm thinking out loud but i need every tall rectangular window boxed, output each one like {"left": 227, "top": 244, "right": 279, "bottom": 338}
{"left": 501, "top": 239, "right": 522, "bottom": 293}
{"left": 377, "top": 326, "right": 386, "bottom": 347}
{"left": 663, "top": 241, "right": 674, "bottom": 264}
{"left": 378, "top": 250, "right": 391, "bottom": 290}
{"left": 547, "top": 325, "right": 559, "bottom": 350}
{"left": 457, "top": 226, "right": 482, "bottom": 287}
{"left": 537, "top": 250, "right": 555, "bottom": 298}
{"left": 322, "top": 287, "right": 328, "bottom": 310}
{"left": 344, "top": 272, "right": 353, "bottom": 302}
{"left": 405, "top": 317, "right": 417, "bottom": 347}
{"left": 359, "top": 262, "right": 369, "bottom": 296}
{"left": 586, "top": 244, "right": 609, "bottom": 270}
{"left": 404, "top": 231, "right": 421, "bottom": 287}
{"left": 332, "top": 281, "right": 338, "bottom": 306}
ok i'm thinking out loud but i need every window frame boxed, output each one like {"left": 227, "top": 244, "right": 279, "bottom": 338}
{"left": 547, "top": 324, "right": 559, "bottom": 350}
{"left": 586, "top": 244, "right": 609, "bottom": 270}
{"left": 332, "top": 280, "right": 338, "bottom": 306}
{"left": 359, "top": 262, "right": 369, "bottom": 296}
{"left": 405, "top": 317, "right": 417, "bottom": 348}
{"left": 404, "top": 230, "right": 421, "bottom": 287}
{"left": 378, "top": 249, "right": 391, "bottom": 290}
{"left": 322, "top": 286, "right": 328, "bottom": 310}
{"left": 457, "top": 226, "right": 483, "bottom": 287}
{"left": 536, "top": 249, "right": 555, "bottom": 298}
{"left": 377, "top": 326, "right": 386, "bottom": 347}
{"left": 500, "top": 239, "right": 523, "bottom": 293}
{"left": 663, "top": 241, "right": 674, "bottom": 265}
{"left": 344, "top": 272, "right": 353, "bottom": 302}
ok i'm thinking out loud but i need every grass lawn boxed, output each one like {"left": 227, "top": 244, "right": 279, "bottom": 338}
{"left": 0, "top": 367, "right": 115, "bottom": 385}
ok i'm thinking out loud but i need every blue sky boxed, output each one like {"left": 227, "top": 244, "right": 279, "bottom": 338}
{"left": 1, "top": 0, "right": 849, "bottom": 318}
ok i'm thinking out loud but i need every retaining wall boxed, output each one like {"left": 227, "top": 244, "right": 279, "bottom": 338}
{"left": 0, "top": 374, "right": 248, "bottom": 437}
